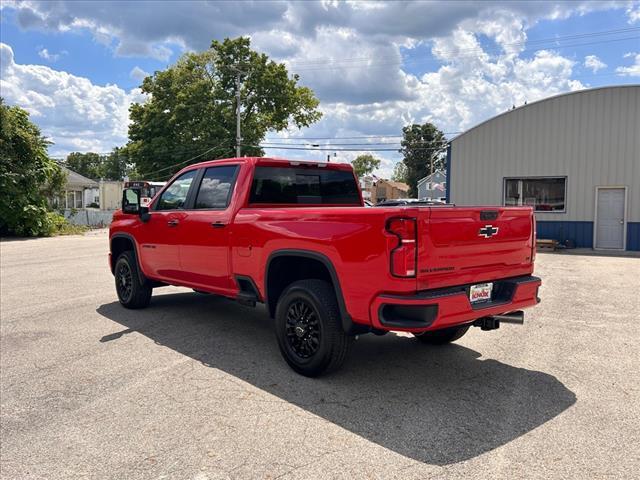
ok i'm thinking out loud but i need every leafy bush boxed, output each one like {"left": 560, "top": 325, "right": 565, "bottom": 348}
{"left": 46, "top": 212, "right": 88, "bottom": 236}
{"left": 0, "top": 99, "right": 71, "bottom": 237}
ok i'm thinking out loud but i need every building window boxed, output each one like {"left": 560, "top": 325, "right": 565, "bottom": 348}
{"left": 504, "top": 177, "right": 566, "bottom": 212}
{"left": 59, "top": 190, "right": 84, "bottom": 209}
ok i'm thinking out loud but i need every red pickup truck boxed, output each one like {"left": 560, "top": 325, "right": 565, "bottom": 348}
{"left": 110, "top": 157, "right": 541, "bottom": 376}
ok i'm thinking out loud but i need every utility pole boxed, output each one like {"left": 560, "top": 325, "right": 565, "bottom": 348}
{"left": 235, "top": 70, "right": 242, "bottom": 158}
{"left": 430, "top": 155, "right": 433, "bottom": 183}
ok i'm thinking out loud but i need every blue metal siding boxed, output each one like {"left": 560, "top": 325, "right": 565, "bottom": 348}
{"left": 536, "top": 221, "right": 640, "bottom": 251}
{"left": 535, "top": 221, "right": 594, "bottom": 248}
{"left": 627, "top": 223, "right": 640, "bottom": 251}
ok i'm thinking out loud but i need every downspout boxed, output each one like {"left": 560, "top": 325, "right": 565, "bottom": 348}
{"left": 445, "top": 142, "right": 452, "bottom": 204}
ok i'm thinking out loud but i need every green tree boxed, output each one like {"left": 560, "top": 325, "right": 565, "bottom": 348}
{"left": 399, "top": 123, "right": 447, "bottom": 197}
{"left": 0, "top": 99, "right": 67, "bottom": 236}
{"left": 351, "top": 154, "right": 381, "bottom": 177}
{"left": 391, "top": 161, "right": 408, "bottom": 184}
{"left": 65, "top": 152, "right": 104, "bottom": 180}
{"left": 102, "top": 147, "right": 130, "bottom": 180}
{"left": 128, "top": 37, "right": 322, "bottom": 180}
{"left": 64, "top": 148, "right": 131, "bottom": 181}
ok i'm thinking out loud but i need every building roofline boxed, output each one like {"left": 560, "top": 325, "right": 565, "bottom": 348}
{"left": 417, "top": 169, "right": 445, "bottom": 186}
{"left": 450, "top": 84, "right": 640, "bottom": 144}
{"left": 59, "top": 165, "right": 99, "bottom": 186}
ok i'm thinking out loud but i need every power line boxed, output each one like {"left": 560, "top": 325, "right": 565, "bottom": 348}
{"left": 264, "top": 132, "right": 462, "bottom": 140}
{"left": 137, "top": 140, "right": 232, "bottom": 179}
{"left": 259, "top": 140, "right": 451, "bottom": 147}
{"left": 245, "top": 144, "right": 448, "bottom": 152}
{"left": 260, "top": 141, "right": 429, "bottom": 146}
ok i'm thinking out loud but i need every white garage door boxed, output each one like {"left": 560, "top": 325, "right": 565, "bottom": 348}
{"left": 595, "top": 187, "right": 626, "bottom": 249}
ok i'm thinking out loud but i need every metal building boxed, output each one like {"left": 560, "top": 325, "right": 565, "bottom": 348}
{"left": 446, "top": 85, "right": 639, "bottom": 251}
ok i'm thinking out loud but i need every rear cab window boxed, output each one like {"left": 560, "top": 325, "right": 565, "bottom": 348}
{"left": 249, "top": 166, "right": 361, "bottom": 205}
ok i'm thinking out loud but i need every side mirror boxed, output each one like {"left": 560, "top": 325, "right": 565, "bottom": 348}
{"left": 122, "top": 188, "right": 140, "bottom": 214}
{"left": 122, "top": 188, "right": 151, "bottom": 222}
{"left": 139, "top": 205, "right": 151, "bottom": 223}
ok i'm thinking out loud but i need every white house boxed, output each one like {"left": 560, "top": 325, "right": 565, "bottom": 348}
{"left": 55, "top": 166, "right": 99, "bottom": 209}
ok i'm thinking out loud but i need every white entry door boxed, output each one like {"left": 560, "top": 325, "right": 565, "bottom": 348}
{"left": 595, "top": 187, "right": 626, "bottom": 249}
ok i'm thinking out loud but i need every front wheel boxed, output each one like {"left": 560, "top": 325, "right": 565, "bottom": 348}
{"left": 114, "top": 251, "right": 152, "bottom": 309}
{"left": 414, "top": 325, "right": 470, "bottom": 345}
{"left": 274, "top": 279, "right": 352, "bottom": 377}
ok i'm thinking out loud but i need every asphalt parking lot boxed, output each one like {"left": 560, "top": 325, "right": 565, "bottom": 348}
{"left": 1, "top": 230, "right": 639, "bottom": 479}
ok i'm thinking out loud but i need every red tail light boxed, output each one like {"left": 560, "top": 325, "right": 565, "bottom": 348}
{"left": 531, "top": 214, "right": 537, "bottom": 263}
{"left": 386, "top": 217, "right": 417, "bottom": 278}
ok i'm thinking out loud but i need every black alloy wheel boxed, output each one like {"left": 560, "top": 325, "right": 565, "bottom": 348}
{"left": 285, "top": 299, "right": 321, "bottom": 359}
{"left": 114, "top": 251, "right": 152, "bottom": 309}
{"left": 274, "top": 279, "right": 353, "bottom": 377}
{"left": 116, "top": 261, "right": 133, "bottom": 303}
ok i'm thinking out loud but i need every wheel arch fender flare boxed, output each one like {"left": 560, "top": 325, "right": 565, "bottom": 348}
{"left": 265, "top": 249, "right": 363, "bottom": 334}
{"left": 110, "top": 232, "right": 147, "bottom": 285}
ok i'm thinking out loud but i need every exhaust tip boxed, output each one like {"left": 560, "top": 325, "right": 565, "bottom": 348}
{"left": 493, "top": 311, "right": 525, "bottom": 325}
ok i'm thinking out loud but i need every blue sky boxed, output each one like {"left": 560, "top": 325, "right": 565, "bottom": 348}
{"left": 1, "top": 1, "right": 638, "bottom": 175}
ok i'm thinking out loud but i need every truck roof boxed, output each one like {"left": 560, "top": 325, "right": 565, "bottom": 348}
{"left": 182, "top": 156, "right": 354, "bottom": 172}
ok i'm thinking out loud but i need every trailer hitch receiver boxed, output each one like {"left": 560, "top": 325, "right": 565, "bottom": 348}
{"left": 473, "top": 311, "right": 525, "bottom": 331}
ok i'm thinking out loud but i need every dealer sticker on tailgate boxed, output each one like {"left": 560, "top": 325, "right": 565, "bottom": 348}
{"left": 469, "top": 283, "right": 493, "bottom": 303}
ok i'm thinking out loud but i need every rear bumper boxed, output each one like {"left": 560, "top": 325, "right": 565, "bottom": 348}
{"left": 370, "top": 275, "right": 541, "bottom": 332}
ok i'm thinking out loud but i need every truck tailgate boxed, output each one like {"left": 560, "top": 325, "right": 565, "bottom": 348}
{"left": 417, "top": 207, "right": 535, "bottom": 290}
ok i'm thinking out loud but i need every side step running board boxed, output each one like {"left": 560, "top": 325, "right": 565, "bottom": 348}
{"left": 237, "top": 292, "right": 258, "bottom": 307}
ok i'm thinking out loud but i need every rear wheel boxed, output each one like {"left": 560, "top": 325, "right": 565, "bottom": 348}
{"left": 115, "top": 251, "right": 152, "bottom": 309}
{"left": 274, "top": 279, "right": 352, "bottom": 377}
{"left": 414, "top": 325, "right": 470, "bottom": 345}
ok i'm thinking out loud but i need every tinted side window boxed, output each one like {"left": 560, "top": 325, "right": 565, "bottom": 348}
{"left": 194, "top": 166, "right": 239, "bottom": 209}
{"left": 250, "top": 167, "right": 360, "bottom": 205}
{"left": 155, "top": 170, "right": 197, "bottom": 211}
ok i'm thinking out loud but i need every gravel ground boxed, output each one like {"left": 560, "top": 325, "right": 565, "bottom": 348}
{"left": 1, "top": 229, "right": 639, "bottom": 479}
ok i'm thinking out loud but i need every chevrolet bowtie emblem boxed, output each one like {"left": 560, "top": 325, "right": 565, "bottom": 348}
{"left": 479, "top": 225, "right": 499, "bottom": 238}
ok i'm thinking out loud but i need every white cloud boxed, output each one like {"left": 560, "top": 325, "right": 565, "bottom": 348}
{"left": 277, "top": 27, "right": 417, "bottom": 105}
{"left": 0, "top": 43, "right": 145, "bottom": 156}
{"left": 584, "top": 54, "right": 607, "bottom": 72}
{"left": 266, "top": 32, "right": 584, "bottom": 178}
{"left": 129, "top": 66, "right": 150, "bottom": 83}
{"left": 0, "top": 1, "right": 622, "bottom": 176}
{"left": 37, "top": 47, "right": 65, "bottom": 62}
{"left": 627, "top": 3, "right": 640, "bottom": 23}
{"left": 616, "top": 52, "right": 640, "bottom": 76}
{"left": 4, "top": 1, "right": 623, "bottom": 62}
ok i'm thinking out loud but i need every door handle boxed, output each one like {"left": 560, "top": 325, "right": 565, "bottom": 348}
{"left": 167, "top": 219, "right": 179, "bottom": 227}
{"left": 211, "top": 222, "right": 226, "bottom": 228}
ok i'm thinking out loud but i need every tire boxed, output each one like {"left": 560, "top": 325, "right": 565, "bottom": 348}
{"left": 114, "top": 251, "right": 152, "bottom": 309}
{"left": 414, "top": 325, "right": 470, "bottom": 345}
{"left": 274, "top": 279, "right": 352, "bottom": 377}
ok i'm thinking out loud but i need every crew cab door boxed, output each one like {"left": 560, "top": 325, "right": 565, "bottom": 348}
{"left": 137, "top": 169, "right": 198, "bottom": 281}
{"left": 178, "top": 165, "right": 240, "bottom": 294}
